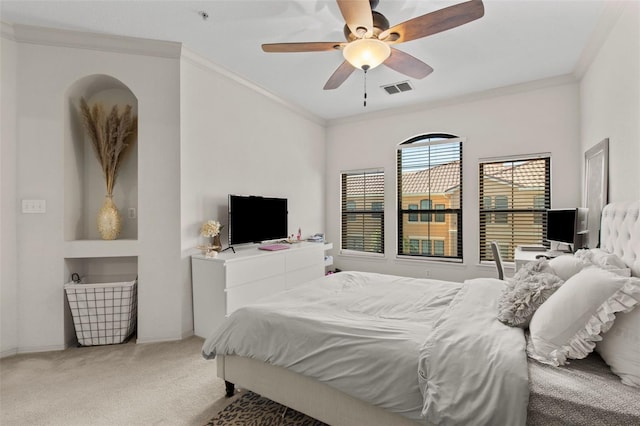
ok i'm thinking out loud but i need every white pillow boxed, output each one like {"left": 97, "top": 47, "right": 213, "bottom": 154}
{"left": 548, "top": 255, "right": 586, "bottom": 281}
{"left": 527, "top": 268, "right": 640, "bottom": 366}
{"left": 597, "top": 307, "right": 640, "bottom": 387}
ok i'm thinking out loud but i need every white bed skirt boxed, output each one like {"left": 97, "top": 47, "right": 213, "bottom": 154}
{"left": 217, "top": 355, "right": 422, "bottom": 426}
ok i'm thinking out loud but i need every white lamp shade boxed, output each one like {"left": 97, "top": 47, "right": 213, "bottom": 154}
{"left": 343, "top": 38, "right": 391, "bottom": 70}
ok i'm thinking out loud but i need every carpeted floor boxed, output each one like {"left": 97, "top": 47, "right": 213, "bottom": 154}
{"left": 0, "top": 336, "right": 234, "bottom": 425}
{"left": 205, "top": 391, "right": 327, "bottom": 426}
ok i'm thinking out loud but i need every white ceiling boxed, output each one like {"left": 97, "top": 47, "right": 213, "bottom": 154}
{"left": 1, "top": 0, "right": 607, "bottom": 121}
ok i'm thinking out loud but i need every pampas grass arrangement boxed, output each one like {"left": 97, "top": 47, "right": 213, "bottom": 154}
{"left": 79, "top": 98, "right": 137, "bottom": 196}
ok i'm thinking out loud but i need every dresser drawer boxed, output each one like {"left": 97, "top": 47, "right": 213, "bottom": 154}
{"left": 226, "top": 275, "right": 286, "bottom": 314}
{"left": 285, "top": 245, "right": 322, "bottom": 271}
{"left": 225, "top": 255, "right": 285, "bottom": 288}
{"left": 285, "top": 264, "right": 324, "bottom": 289}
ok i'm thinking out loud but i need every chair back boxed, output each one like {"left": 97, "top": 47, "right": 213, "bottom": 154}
{"left": 491, "top": 241, "right": 505, "bottom": 280}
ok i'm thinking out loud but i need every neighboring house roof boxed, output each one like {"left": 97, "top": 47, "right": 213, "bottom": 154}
{"left": 401, "top": 159, "right": 546, "bottom": 195}
{"left": 483, "top": 160, "right": 547, "bottom": 189}
{"left": 343, "top": 172, "right": 384, "bottom": 196}
{"left": 402, "top": 161, "right": 461, "bottom": 194}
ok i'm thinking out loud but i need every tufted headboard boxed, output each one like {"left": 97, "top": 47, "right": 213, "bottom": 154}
{"left": 600, "top": 200, "right": 640, "bottom": 277}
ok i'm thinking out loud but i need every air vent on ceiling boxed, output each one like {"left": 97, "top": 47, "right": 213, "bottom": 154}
{"left": 381, "top": 81, "right": 413, "bottom": 95}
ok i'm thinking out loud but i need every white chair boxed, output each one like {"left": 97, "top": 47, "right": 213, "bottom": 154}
{"left": 491, "top": 241, "right": 505, "bottom": 280}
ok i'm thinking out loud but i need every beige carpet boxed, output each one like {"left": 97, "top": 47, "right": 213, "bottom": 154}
{"left": 0, "top": 336, "right": 236, "bottom": 425}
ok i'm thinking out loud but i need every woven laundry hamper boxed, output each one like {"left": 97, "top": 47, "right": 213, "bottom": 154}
{"left": 64, "top": 276, "right": 137, "bottom": 346}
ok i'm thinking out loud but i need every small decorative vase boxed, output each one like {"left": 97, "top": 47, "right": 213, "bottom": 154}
{"left": 97, "top": 195, "right": 122, "bottom": 240}
{"left": 212, "top": 234, "right": 222, "bottom": 252}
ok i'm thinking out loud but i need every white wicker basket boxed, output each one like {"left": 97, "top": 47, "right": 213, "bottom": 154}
{"left": 64, "top": 277, "right": 137, "bottom": 346}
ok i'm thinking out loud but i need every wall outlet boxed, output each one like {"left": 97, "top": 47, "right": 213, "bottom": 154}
{"left": 22, "top": 199, "right": 46, "bottom": 213}
{"left": 424, "top": 269, "right": 432, "bottom": 278}
{"left": 128, "top": 207, "right": 137, "bottom": 219}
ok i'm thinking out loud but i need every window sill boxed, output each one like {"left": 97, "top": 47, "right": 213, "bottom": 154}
{"left": 338, "top": 251, "right": 385, "bottom": 261}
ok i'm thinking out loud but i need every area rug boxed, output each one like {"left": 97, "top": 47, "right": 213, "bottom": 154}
{"left": 205, "top": 391, "right": 327, "bottom": 426}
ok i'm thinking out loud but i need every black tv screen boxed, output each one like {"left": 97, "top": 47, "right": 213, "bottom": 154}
{"left": 228, "top": 195, "right": 288, "bottom": 245}
{"left": 546, "top": 209, "right": 576, "bottom": 244}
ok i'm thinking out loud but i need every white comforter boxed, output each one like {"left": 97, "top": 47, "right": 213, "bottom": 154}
{"left": 202, "top": 271, "right": 528, "bottom": 425}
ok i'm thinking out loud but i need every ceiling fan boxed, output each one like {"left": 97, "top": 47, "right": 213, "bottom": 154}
{"left": 262, "top": 0, "right": 485, "bottom": 90}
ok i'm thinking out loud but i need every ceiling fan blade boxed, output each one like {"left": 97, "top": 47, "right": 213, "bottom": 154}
{"left": 262, "top": 42, "right": 345, "bottom": 53}
{"left": 384, "top": 48, "right": 434, "bottom": 79}
{"left": 324, "top": 61, "right": 356, "bottom": 90}
{"left": 380, "top": 0, "right": 484, "bottom": 44}
{"left": 337, "top": 0, "right": 374, "bottom": 38}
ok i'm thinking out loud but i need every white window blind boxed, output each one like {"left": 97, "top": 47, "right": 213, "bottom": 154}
{"left": 479, "top": 156, "right": 550, "bottom": 262}
{"left": 341, "top": 169, "right": 384, "bottom": 254}
{"left": 397, "top": 134, "right": 463, "bottom": 260}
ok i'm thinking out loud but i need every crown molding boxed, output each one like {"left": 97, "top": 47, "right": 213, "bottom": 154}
{"left": 180, "top": 47, "right": 326, "bottom": 127}
{"left": 7, "top": 22, "right": 182, "bottom": 59}
{"left": 328, "top": 74, "right": 577, "bottom": 127}
{"left": 573, "top": 1, "right": 627, "bottom": 79}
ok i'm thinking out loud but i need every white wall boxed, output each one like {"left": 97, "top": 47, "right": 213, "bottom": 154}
{"left": 3, "top": 24, "right": 184, "bottom": 353}
{"left": 580, "top": 1, "right": 640, "bottom": 202}
{"left": 326, "top": 80, "right": 582, "bottom": 282}
{"left": 179, "top": 51, "right": 326, "bottom": 336}
{"left": 1, "top": 28, "right": 19, "bottom": 357}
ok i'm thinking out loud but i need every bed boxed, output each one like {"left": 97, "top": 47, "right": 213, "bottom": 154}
{"left": 202, "top": 200, "right": 640, "bottom": 425}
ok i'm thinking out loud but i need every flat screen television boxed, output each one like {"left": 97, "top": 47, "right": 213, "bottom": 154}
{"left": 546, "top": 207, "right": 588, "bottom": 252}
{"left": 228, "top": 194, "right": 288, "bottom": 245}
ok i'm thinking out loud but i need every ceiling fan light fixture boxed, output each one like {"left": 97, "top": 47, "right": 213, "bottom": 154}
{"left": 342, "top": 38, "right": 390, "bottom": 70}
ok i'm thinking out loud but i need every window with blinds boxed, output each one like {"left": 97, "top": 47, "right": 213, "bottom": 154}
{"left": 341, "top": 169, "right": 384, "bottom": 254}
{"left": 397, "top": 134, "right": 463, "bottom": 260}
{"left": 479, "top": 156, "right": 550, "bottom": 262}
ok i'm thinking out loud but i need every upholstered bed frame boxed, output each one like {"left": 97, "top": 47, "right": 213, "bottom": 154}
{"left": 216, "top": 200, "right": 640, "bottom": 425}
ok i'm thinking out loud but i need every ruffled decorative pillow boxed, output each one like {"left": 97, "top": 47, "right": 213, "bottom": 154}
{"left": 527, "top": 268, "right": 640, "bottom": 366}
{"left": 574, "top": 248, "right": 631, "bottom": 276}
{"left": 597, "top": 307, "right": 640, "bottom": 387}
{"left": 497, "top": 259, "right": 564, "bottom": 328}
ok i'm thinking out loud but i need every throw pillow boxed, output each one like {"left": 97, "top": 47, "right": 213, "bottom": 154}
{"left": 497, "top": 272, "right": 564, "bottom": 328}
{"left": 548, "top": 255, "right": 586, "bottom": 281}
{"left": 597, "top": 307, "right": 640, "bottom": 387}
{"left": 527, "top": 267, "right": 640, "bottom": 366}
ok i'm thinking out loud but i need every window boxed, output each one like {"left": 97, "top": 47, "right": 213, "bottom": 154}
{"left": 409, "top": 239, "right": 419, "bottom": 254}
{"left": 434, "top": 240, "right": 445, "bottom": 256}
{"left": 408, "top": 204, "right": 418, "bottom": 222}
{"left": 494, "top": 195, "right": 508, "bottom": 224}
{"left": 341, "top": 169, "right": 385, "bottom": 254}
{"left": 479, "top": 156, "right": 550, "bottom": 262}
{"left": 420, "top": 199, "right": 432, "bottom": 222}
{"left": 421, "top": 239, "right": 432, "bottom": 255}
{"left": 397, "top": 133, "right": 463, "bottom": 260}
{"left": 435, "top": 204, "right": 445, "bottom": 222}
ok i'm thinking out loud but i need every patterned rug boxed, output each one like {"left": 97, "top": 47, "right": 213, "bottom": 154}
{"left": 205, "top": 391, "right": 327, "bottom": 426}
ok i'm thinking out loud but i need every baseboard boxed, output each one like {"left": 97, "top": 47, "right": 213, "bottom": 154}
{"left": 1, "top": 348, "right": 18, "bottom": 359}
{"left": 0, "top": 345, "right": 67, "bottom": 358}
{"left": 135, "top": 336, "right": 184, "bottom": 345}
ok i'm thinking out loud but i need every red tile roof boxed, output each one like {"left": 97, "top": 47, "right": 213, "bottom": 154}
{"left": 402, "top": 161, "right": 461, "bottom": 194}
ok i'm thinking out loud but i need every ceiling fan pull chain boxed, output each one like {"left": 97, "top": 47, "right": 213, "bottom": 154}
{"left": 363, "top": 65, "right": 369, "bottom": 107}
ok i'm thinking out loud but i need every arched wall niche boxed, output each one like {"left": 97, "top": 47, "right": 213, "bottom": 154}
{"left": 64, "top": 74, "right": 138, "bottom": 241}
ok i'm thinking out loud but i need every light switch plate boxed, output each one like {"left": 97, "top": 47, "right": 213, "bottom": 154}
{"left": 22, "top": 199, "right": 46, "bottom": 213}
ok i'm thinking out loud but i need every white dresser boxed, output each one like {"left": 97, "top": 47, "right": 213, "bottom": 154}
{"left": 191, "top": 242, "right": 326, "bottom": 338}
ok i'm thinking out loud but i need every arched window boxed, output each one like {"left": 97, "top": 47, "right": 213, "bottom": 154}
{"left": 397, "top": 134, "right": 463, "bottom": 260}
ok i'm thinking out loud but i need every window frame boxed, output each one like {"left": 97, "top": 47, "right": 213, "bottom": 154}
{"left": 396, "top": 134, "right": 464, "bottom": 262}
{"left": 340, "top": 168, "right": 385, "bottom": 257}
{"left": 478, "top": 155, "right": 551, "bottom": 263}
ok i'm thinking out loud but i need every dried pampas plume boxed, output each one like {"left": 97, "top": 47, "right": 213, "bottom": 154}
{"left": 79, "top": 98, "right": 137, "bottom": 196}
